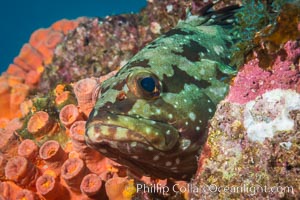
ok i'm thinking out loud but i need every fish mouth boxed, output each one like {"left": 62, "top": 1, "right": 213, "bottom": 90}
{"left": 85, "top": 110, "right": 180, "bottom": 151}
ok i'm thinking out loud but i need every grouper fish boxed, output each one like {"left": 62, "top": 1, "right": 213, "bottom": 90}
{"left": 85, "top": 4, "right": 238, "bottom": 181}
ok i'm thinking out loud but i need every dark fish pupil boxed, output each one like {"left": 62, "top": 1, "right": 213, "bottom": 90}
{"left": 140, "top": 77, "right": 155, "bottom": 92}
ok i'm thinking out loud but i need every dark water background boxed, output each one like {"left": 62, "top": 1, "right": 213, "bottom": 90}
{"left": 0, "top": 0, "right": 147, "bottom": 73}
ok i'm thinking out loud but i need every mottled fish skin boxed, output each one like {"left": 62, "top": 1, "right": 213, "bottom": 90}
{"left": 85, "top": 6, "right": 238, "bottom": 181}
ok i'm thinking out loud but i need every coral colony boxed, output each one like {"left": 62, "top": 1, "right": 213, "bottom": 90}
{"left": 0, "top": 0, "right": 299, "bottom": 199}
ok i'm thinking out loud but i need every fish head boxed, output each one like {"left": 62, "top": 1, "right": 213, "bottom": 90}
{"left": 85, "top": 62, "right": 216, "bottom": 180}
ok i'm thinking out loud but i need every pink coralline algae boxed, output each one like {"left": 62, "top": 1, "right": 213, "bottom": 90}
{"left": 227, "top": 40, "right": 300, "bottom": 104}
{"left": 190, "top": 6, "right": 300, "bottom": 199}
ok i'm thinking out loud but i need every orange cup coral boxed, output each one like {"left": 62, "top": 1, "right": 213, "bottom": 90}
{"left": 4, "top": 156, "right": 39, "bottom": 187}
{"left": 105, "top": 177, "right": 136, "bottom": 200}
{"left": 80, "top": 173, "right": 103, "bottom": 197}
{"left": 27, "top": 111, "right": 57, "bottom": 137}
{"left": 73, "top": 78, "right": 97, "bottom": 117}
{"left": 39, "top": 140, "right": 67, "bottom": 175}
{"left": 36, "top": 174, "right": 67, "bottom": 200}
{"left": 59, "top": 104, "right": 82, "bottom": 128}
{"left": 17, "top": 139, "right": 39, "bottom": 162}
{"left": 61, "top": 158, "right": 87, "bottom": 191}
{"left": 70, "top": 121, "right": 106, "bottom": 174}
{"left": 16, "top": 189, "right": 39, "bottom": 200}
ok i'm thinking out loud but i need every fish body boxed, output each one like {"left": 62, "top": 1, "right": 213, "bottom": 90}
{"left": 85, "top": 6, "right": 238, "bottom": 180}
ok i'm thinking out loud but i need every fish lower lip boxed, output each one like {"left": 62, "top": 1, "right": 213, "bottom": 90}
{"left": 86, "top": 112, "right": 180, "bottom": 151}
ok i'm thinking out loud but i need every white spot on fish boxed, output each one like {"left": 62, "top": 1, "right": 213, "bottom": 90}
{"left": 168, "top": 114, "right": 173, "bottom": 119}
{"left": 185, "top": 121, "right": 189, "bottom": 126}
{"left": 166, "top": 4, "right": 173, "bottom": 13}
{"left": 156, "top": 109, "right": 161, "bottom": 114}
{"left": 181, "top": 139, "right": 191, "bottom": 150}
{"left": 145, "top": 127, "right": 151, "bottom": 134}
{"left": 153, "top": 155, "right": 160, "bottom": 161}
{"left": 148, "top": 146, "right": 154, "bottom": 151}
{"left": 166, "top": 130, "right": 171, "bottom": 135}
{"left": 208, "top": 108, "right": 213, "bottom": 113}
{"left": 213, "top": 45, "right": 224, "bottom": 55}
{"left": 130, "top": 142, "right": 137, "bottom": 147}
{"left": 115, "top": 127, "right": 128, "bottom": 139}
{"left": 188, "top": 112, "right": 196, "bottom": 121}
{"left": 196, "top": 126, "right": 200, "bottom": 131}
{"left": 165, "top": 161, "right": 172, "bottom": 166}
{"left": 100, "top": 126, "right": 110, "bottom": 136}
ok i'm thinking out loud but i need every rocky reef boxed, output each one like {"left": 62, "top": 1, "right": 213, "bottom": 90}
{"left": 191, "top": 2, "right": 300, "bottom": 199}
{"left": 0, "top": 0, "right": 299, "bottom": 200}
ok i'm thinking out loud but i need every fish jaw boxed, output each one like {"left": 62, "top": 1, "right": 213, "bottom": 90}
{"left": 85, "top": 110, "right": 180, "bottom": 151}
{"left": 85, "top": 110, "right": 203, "bottom": 180}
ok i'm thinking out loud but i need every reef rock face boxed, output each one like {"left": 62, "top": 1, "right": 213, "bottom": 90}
{"left": 191, "top": 89, "right": 300, "bottom": 199}
{"left": 191, "top": 10, "right": 300, "bottom": 198}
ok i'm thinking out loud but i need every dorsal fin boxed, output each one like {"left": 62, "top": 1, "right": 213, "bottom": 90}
{"left": 202, "top": 4, "right": 241, "bottom": 26}
{"left": 184, "top": 3, "right": 241, "bottom": 28}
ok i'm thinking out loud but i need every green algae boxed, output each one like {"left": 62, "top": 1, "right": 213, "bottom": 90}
{"left": 230, "top": 0, "right": 300, "bottom": 68}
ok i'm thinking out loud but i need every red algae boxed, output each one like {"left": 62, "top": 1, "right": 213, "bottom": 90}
{"left": 227, "top": 40, "right": 300, "bottom": 104}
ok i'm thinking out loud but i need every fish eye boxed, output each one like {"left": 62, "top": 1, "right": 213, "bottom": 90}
{"left": 127, "top": 70, "right": 161, "bottom": 99}
{"left": 140, "top": 77, "right": 155, "bottom": 92}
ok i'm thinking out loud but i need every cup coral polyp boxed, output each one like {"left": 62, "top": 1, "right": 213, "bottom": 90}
{"left": 15, "top": 189, "right": 39, "bottom": 200}
{"left": 17, "top": 139, "right": 39, "bottom": 162}
{"left": 36, "top": 174, "right": 67, "bottom": 200}
{"left": 70, "top": 120, "right": 106, "bottom": 174}
{"left": 80, "top": 173, "right": 103, "bottom": 197}
{"left": 27, "top": 111, "right": 57, "bottom": 137}
{"left": 61, "top": 157, "right": 87, "bottom": 192}
{"left": 59, "top": 104, "right": 83, "bottom": 128}
{"left": 73, "top": 78, "right": 98, "bottom": 117}
{"left": 4, "top": 156, "right": 39, "bottom": 188}
{"left": 39, "top": 140, "right": 67, "bottom": 175}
